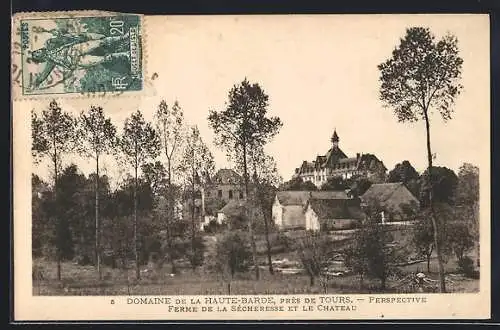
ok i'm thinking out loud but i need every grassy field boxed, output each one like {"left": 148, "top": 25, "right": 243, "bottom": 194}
{"left": 32, "top": 227, "right": 479, "bottom": 295}
{"left": 32, "top": 255, "right": 479, "bottom": 296}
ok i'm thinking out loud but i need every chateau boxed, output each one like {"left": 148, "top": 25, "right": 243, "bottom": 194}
{"left": 293, "top": 129, "right": 387, "bottom": 187}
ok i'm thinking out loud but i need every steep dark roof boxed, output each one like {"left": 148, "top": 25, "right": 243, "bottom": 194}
{"left": 276, "top": 190, "right": 350, "bottom": 206}
{"left": 357, "top": 153, "right": 387, "bottom": 172}
{"left": 361, "top": 182, "right": 420, "bottom": 217}
{"left": 331, "top": 130, "right": 339, "bottom": 142}
{"left": 323, "top": 147, "right": 348, "bottom": 167}
{"left": 307, "top": 198, "right": 364, "bottom": 220}
{"left": 361, "top": 182, "right": 405, "bottom": 203}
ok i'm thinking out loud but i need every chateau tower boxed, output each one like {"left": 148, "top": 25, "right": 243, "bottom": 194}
{"left": 331, "top": 129, "right": 339, "bottom": 149}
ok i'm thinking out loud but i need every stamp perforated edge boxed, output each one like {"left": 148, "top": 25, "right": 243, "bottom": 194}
{"left": 11, "top": 10, "right": 155, "bottom": 101}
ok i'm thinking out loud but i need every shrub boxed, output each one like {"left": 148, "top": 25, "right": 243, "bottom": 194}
{"left": 215, "top": 231, "right": 252, "bottom": 279}
{"left": 457, "top": 256, "right": 478, "bottom": 278}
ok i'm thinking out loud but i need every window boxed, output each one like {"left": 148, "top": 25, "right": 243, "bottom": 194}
{"left": 218, "top": 190, "right": 222, "bottom": 198}
{"left": 206, "top": 191, "right": 211, "bottom": 197}
{"left": 228, "top": 190, "right": 233, "bottom": 199}
{"left": 239, "top": 191, "right": 244, "bottom": 199}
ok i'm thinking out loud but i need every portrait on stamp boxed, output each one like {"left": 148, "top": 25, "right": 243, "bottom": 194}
{"left": 19, "top": 15, "right": 142, "bottom": 95}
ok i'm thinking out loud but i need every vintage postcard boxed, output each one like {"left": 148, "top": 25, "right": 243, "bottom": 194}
{"left": 12, "top": 13, "right": 491, "bottom": 321}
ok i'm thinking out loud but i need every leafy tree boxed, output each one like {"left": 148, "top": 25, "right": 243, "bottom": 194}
{"left": 56, "top": 164, "right": 94, "bottom": 262}
{"left": 320, "top": 176, "right": 348, "bottom": 191}
{"left": 448, "top": 222, "right": 475, "bottom": 261}
{"left": 208, "top": 78, "right": 283, "bottom": 280}
{"left": 343, "top": 234, "right": 369, "bottom": 289}
{"left": 347, "top": 176, "right": 373, "bottom": 197}
{"left": 31, "top": 100, "right": 76, "bottom": 280}
{"left": 349, "top": 214, "right": 399, "bottom": 290}
{"left": 378, "top": 27, "right": 464, "bottom": 292}
{"left": 388, "top": 160, "right": 420, "bottom": 183}
{"left": 455, "top": 163, "right": 480, "bottom": 266}
{"left": 280, "top": 176, "right": 317, "bottom": 191}
{"left": 363, "top": 223, "right": 397, "bottom": 291}
{"left": 297, "top": 231, "right": 332, "bottom": 288}
{"left": 388, "top": 160, "right": 420, "bottom": 197}
{"left": 248, "top": 148, "right": 281, "bottom": 274}
{"left": 154, "top": 100, "right": 186, "bottom": 273}
{"left": 141, "top": 161, "right": 167, "bottom": 198}
{"left": 75, "top": 105, "right": 117, "bottom": 279}
{"left": 181, "top": 125, "right": 215, "bottom": 269}
{"left": 215, "top": 231, "right": 252, "bottom": 280}
{"left": 419, "top": 166, "right": 458, "bottom": 206}
{"left": 457, "top": 256, "right": 476, "bottom": 278}
{"left": 32, "top": 175, "right": 51, "bottom": 258}
{"left": 119, "top": 110, "right": 160, "bottom": 279}
{"left": 412, "top": 218, "right": 435, "bottom": 273}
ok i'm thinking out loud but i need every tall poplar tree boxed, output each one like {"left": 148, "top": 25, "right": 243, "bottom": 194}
{"left": 76, "top": 106, "right": 117, "bottom": 279}
{"left": 208, "top": 78, "right": 282, "bottom": 280}
{"left": 31, "top": 100, "right": 76, "bottom": 281}
{"left": 378, "top": 27, "right": 463, "bottom": 292}
{"left": 154, "top": 100, "right": 186, "bottom": 273}
{"left": 119, "top": 110, "right": 160, "bottom": 279}
{"left": 181, "top": 125, "right": 215, "bottom": 269}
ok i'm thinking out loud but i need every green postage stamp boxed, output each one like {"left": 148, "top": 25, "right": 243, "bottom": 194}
{"left": 19, "top": 14, "right": 143, "bottom": 96}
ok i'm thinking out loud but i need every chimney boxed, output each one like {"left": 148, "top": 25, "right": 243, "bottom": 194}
{"left": 356, "top": 153, "right": 360, "bottom": 160}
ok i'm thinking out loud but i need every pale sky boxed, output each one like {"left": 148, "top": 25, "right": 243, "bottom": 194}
{"left": 29, "top": 14, "right": 490, "bottom": 188}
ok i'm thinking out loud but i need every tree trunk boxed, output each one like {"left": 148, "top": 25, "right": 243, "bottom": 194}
{"left": 424, "top": 110, "right": 446, "bottom": 293}
{"left": 191, "top": 161, "right": 196, "bottom": 270}
{"left": 243, "top": 143, "right": 259, "bottom": 280}
{"left": 54, "top": 154, "right": 61, "bottom": 281}
{"left": 95, "top": 155, "right": 102, "bottom": 280}
{"left": 166, "top": 157, "right": 176, "bottom": 274}
{"left": 309, "top": 274, "right": 314, "bottom": 286}
{"left": 263, "top": 213, "right": 274, "bottom": 275}
{"left": 472, "top": 204, "right": 480, "bottom": 267}
{"left": 255, "top": 172, "right": 274, "bottom": 275}
{"left": 134, "top": 160, "right": 140, "bottom": 280}
{"left": 427, "top": 254, "right": 431, "bottom": 273}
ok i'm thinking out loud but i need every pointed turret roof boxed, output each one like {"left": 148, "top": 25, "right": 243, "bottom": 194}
{"left": 331, "top": 129, "right": 339, "bottom": 143}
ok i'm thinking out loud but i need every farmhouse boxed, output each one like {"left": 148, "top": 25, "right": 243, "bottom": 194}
{"left": 304, "top": 198, "right": 364, "bottom": 231}
{"left": 217, "top": 199, "right": 248, "bottom": 224}
{"left": 360, "top": 182, "right": 420, "bottom": 223}
{"left": 272, "top": 190, "right": 354, "bottom": 230}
